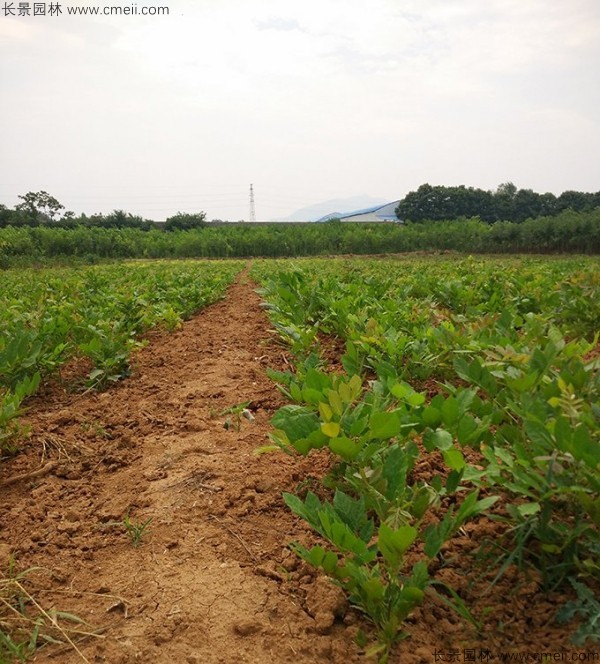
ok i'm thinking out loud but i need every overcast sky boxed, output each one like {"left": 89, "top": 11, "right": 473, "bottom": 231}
{"left": 1, "top": 0, "right": 599, "bottom": 221}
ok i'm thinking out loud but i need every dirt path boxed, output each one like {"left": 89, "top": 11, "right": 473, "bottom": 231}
{"left": 0, "top": 272, "right": 360, "bottom": 664}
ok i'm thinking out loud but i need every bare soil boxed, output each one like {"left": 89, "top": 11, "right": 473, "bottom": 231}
{"left": 0, "top": 272, "right": 593, "bottom": 664}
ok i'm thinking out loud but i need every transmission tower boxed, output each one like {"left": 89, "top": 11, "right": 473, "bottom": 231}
{"left": 249, "top": 184, "right": 256, "bottom": 222}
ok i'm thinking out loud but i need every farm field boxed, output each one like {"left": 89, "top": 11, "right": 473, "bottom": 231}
{"left": 0, "top": 255, "right": 599, "bottom": 663}
{"left": 0, "top": 260, "right": 243, "bottom": 450}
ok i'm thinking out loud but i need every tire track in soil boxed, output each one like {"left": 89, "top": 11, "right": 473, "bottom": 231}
{"left": 0, "top": 271, "right": 362, "bottom": 664}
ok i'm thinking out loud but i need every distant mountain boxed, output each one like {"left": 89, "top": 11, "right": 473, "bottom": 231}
{"left": 279, "top": 195, "right": 390, "bottom": 222}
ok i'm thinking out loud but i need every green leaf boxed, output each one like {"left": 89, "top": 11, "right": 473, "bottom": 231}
{"left": 88, "top": 368, "right": 104, "bottom": 382}
{"left": 302, "top": 387, "right": 324, "bottom": 405}
{"left": 506, "top": 371, "right": 538, "bottom": 393}
{"left": 322, "top": 518, "right": 374, "bottom": 560}
{"left": 327, "top": 389, "right": 344, "bottom": 417}
{"left": 400, "top": 586, "right": 424, "bottom": 603}
{"left": 321, "top": 421, "right": 341, "bottom": 438}
{"left": 553, "top": 416, "right": 572, "bottom": 452}
{"left": 369, "top": 411, "right": 402, "bottom": 439}
{"left": 517, "top": 502, "right": 541, "bottom": 518}
{"left": 424, "top": 515, "right": 454, "bottom": 558}
{"left": 407, "top": 391, "right": 426, "bottom": 407}
{"left": 445, "top": 469, "right": 464, "bottom": 494}
{"left": 441, "top": 397, "right": 460, "bottom": 426}
{"left": 424, "top": 428, "right": 453, "bottom": 452}
{"left": 472, "top": 495, "right": 500, "bottom": 516}
{"left": 422, "top": 406, "right": 442, "bottom": 428}
{"left": 329, "top": 436, "right": 361, "bottom": 461}
{"left": 381, "top": 444, "right": 415, "bottom": 502}
{"left": 547, "top": 325, "right": 565, "bottom": 351}
{"left": 333, "top": 490, "right": 374, "bottom": 542}
{"left": 389, "top": 382, "right": 411, "bottom": 399}
{"left": 295, "top": 428, "right": 329, "bottom": 453}
{"left": 290, "top": 382, "right": 303, "bottom": 402}
{"left": 577, "top": 494, "right": 600, "bottom": 526}
{"left": 443, "top": 448, "right": 466, "bottom": 472}
{"left": 349, "top": 416, "right": 369, "bottom": 436}
{"left": 319, "top": 401, "right": 333, "bottom": 422}
{"left": 378, "top": 523, "right": 417, "bottom": 568}
{"left": 272, "top": 405, "right": 320, "bottom": 442}
{"left": 348, "top": 374, "right": 363, "bottom": 400}
{"left": 456, "top": 414, "right": 479, "bottom": 446}
{"left": 362, "top": 578, "right": 385, "bottom": 601}
{"left": 305, "top": 368, "right": 331, "bottom": 392}
{"left": 411, "top": 485, "right": 435, "bottom": 519}
{"left": 338, "top": 381, "right": 353, "bottom": 405}
{"left": 524, "top": 419, "right": 553, "bottom": 452}
{"left": 573, "top": 425, "right": 600, "bottom": 467}
{"left": 355, "top": 629, "right": 368, "bottom": 648}
{"left": 283, "top": 492, "right": 316, "bottom": 524}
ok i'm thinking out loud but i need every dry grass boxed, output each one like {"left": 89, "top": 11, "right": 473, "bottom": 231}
{"left": 0, "top": 562, "right": 103, "bottom": 663}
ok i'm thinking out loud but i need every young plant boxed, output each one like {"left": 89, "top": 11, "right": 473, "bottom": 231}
{"left": 220, "top": 402, "right": 252, "bottom": 432}
{"left": 455, "top": 348, "right": 600, "bottom": 589}
{"left": 0, "top": 373, "right": 40, "bottom": 456}
{"left": 284, "top": 488, "right": 493, "bottom": 661}
{"left": 79, "top": 324, "right": 134, "bottom": 389}
{"left": 123, "top": 514, "right": 152, "bottom": 548}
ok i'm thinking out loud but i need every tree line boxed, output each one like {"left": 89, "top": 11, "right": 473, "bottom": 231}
{"left": 0, "top": 191, "right": 207, "bottom": 231}
{"left": 1, "top": 209, "right": 598, "bottom": 268}
{"left": 0, "top": 188, "right": 599, "bottom": 266}
{"left": 3, "top": 186, "right": 600, "bottom": 230}
{"left": 395, "top": 182, "right": 600, "bottom": 223}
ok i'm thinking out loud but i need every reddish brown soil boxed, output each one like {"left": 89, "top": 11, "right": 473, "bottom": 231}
{"left": 316, "top": 332, "right": 347, "bottom": 374}
{"left": 0, "top": 272, "right": 594, "bottom": 664}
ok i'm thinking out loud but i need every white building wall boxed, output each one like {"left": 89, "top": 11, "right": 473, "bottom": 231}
{"left": 340, "top": 201, "right": 401, "bottom": 222}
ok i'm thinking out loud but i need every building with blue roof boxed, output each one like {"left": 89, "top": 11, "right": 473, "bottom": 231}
{"left": 317, "top": 201, "right": 402, "bottom": 222}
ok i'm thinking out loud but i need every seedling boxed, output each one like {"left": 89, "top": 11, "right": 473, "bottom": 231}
{"left": 0, "top": 374, "right": 40, "bottom": 456}
{"left": 0, "top": 261, "right": 243, "bottom": 445}
{"left": 123, "top": 514, "right": 152, "bottom": 548}
{"left": 220, "top": 402, "right": 251, "bottom": 432}
{"left": 256, "top": 257, "right": 600, "bottom": 651}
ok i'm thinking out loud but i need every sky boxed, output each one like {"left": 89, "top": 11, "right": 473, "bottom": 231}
{"left": 1, "top": 0, "right": 599, "bottom": 221}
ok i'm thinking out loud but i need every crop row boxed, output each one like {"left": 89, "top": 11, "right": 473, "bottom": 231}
{"left": 0, "top": 260, "right": 243, "bottom": 452}
{"left": 252, "top": 256, "right": 600, "bottom": 658}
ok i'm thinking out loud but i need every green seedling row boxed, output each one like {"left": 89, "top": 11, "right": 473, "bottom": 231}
{"left": 0, "top": 260, "right": 243, "bottom": 452}
{"left": 252, "top": 255, "right": 599, "bottom": 659}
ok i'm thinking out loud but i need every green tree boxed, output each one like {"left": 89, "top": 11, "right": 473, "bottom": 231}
{"left": 492, "top": 182, "right": 517, "bottom": 221}
{"left": 539, "top": 192, "right": 558, "bottom": 217}
{"left": 15, "top": 191, "right": 68, "bottom": 221}
{"left": 396, "top": 184, "right": 495, "bottom": 222}
{"left": 556, "top": 190, "right": 595, "bottom": 213}
{"left": 164, "top": 212, "right": 207, "bottom": 231}
{"left": 512, "top": 188, "right": 544, "bottom": 223}
{"left": 395, "top": 184, "right": 438, "bottom": 222}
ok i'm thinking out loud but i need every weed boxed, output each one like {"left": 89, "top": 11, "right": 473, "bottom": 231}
{"left": 80, "top": 420, "right": 110, "bottom": 439}
{"left": 0, "top": 559, "right": 92, "bottom": 662}
{"left": 122, "top": 514, "right": 152, "bottom": 548}
{"left": 556, "top": 578, "right": 600, "bottom": 645}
